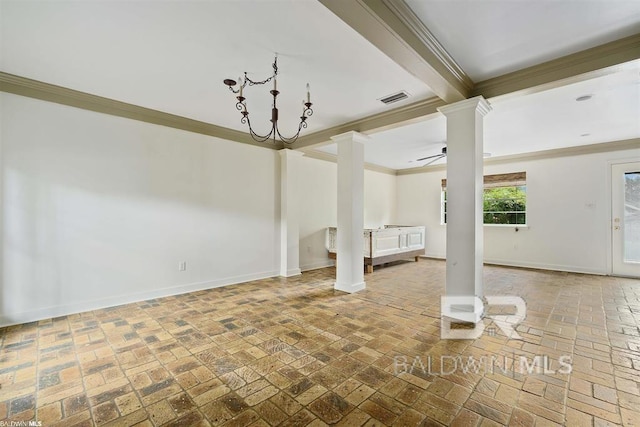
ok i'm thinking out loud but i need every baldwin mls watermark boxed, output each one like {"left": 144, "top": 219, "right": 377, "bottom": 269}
{"left": 394, "top": 353, "right": 573, "bottom": 377}
{"left": 393, "top": 294, "right": 574, "bottom": 377}
{"left": 0, "top": 422, "right": 43, "bottom": 427}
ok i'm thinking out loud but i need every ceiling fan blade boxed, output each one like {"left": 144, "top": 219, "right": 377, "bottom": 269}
{"left": 416, "top": 153, "right": 445, "bottom": 161}
{"left": 421, "top": 154, "right": 446, "bottom": 166}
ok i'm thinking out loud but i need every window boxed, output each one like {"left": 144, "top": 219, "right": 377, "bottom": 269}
{"left": 441, "top": 172, "right": 527, "bottom": 225}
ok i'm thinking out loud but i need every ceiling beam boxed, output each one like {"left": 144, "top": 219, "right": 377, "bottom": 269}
{"left": 472, "top": 33, "right": 640, "bottom": 99}
{"left": 299, "top": 148, "right": 398, "bottom": 175}
{"left": 319, "top": 0, "right": 472, "bottom": 104}
{"left": 0, "top": 72, "right": 273, "bottom": 149}
{"left": 397, "top": 138, "right": 640, "bottom": 175}
{"left": 294, "top": 26, "right": 639, "bottom": 152}
{"left": 292, "top": 96, "right": 446, "bottom": 150}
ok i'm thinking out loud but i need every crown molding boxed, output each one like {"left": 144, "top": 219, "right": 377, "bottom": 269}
{"left": 299, "top": 149, "right": 397, "bottom": 176}
{"left": 437, "top": 95, "right": 491, "bottom": 117}
{"left": 330, "top": 131, "right": 371, "bottom": 145}
{"left": 0, "top": 71, "right": 278, "bottom": 149}
{"left": 292, "top": 96, "right": 446, "bottom": 150}
{"left": 381, "top": 0, "right": 473, "bottom": 92}
{"left": 319, "top": 0, "right": 469, "bottom": 103}
{"left": 396, "top": 138, "right": 640, "bottom": 176}
{"left": 472, "top": 33, "right": 640, "bottom": 99}
{"left": 397, "top": 163, "right": 447, "bottom": 175}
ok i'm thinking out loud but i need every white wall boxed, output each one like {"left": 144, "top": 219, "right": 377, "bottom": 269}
{"left": 8, "top": 90, "right": 631, "bottom": 325}
{"left": 397, "top": 148, "right": 640, "bottom": 274}
{"left": 1, "top": 93, "right": 280, "bottom": 326}
{"left": 364, "top": 169, "right": 398, "bottom": 229}
{"left": 396, "top": 170, "right": 447, "bottom": 259}
{"left": 297, "top": 156, "right": 397, "bottom": 271}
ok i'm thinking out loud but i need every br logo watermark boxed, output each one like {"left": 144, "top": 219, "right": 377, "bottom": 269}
{"left": 441, "top": 295, "right": 526, "bottom": 340}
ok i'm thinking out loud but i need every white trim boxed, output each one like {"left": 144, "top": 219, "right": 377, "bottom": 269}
{"left": 483, "top": 259, "right": 607, "bottom": 275}
{"left": 606, "top": 160, "right": 614, "bottom": 275}
{"left": 608, "top": 157, "right": 640, "bottom": 277}
{"left": 439, "top": 223, "right": 530, "bottom": 229}
{"left": 334, "top": 281, "right": 366, "bottom": 293}
{"left": 423, "top": 255, "right": 607, "bottom": 275}
{"left": 472, "top": 34, "right": 640, "bottom": 99}
{"left": 398, "top": 138, "right": 640, "bottom": 175}
{"left": 300, "top": 260, "right": 335, "bottom": 272}
{"left": 0, "top": 72, "right": 266, "bottom": 149}
{"left": 299, "top": 149, "right": 398, "bottom": 176}
{"left": 424, "top": 253, "right": 446, "bottom": 260}
{"left": 0, "top": 270, "right": 279, "bottom": 328}
{"left": 280, "top": 268, "right": 302, "bottom": 278}
{"left": 330, "top": 131, "right": 371, "bottom": 145}
{"left": 607, "top": 156, "right": 640, "bottom": 275}
{"left": 381, "top": 0, "right": 473, "bottom": 92}
{"left": 437, "top": 96, "right": 492, "bottom": 117}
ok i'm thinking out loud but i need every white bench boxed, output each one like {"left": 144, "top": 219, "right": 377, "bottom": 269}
{"left": 326, "top": 225, "right": 426, "bottom": 273}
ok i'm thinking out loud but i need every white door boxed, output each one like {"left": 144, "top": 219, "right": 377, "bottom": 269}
{"left": 612, "top": 162, "right": 640, "bottom": 277}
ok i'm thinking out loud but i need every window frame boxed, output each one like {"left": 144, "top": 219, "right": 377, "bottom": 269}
{"left": 440, "top": 172, "right": 527, "bottom": 227}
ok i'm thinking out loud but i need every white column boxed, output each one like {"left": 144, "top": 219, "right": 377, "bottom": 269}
{"left": 438, "top": 97, "right": 492, "bottom": 321}
{"left": 332, "top": 131, "right": 368, "bottom": 293}
{"left": 279, "top": 149, "right": 304, "bottom": 277}
{"left": 0, "top": 102, "right": 3, "bottom": 318}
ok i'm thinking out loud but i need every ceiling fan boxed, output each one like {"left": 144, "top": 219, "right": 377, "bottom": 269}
{"left": 416, "top": 144, "right": 491, "bottom": 166}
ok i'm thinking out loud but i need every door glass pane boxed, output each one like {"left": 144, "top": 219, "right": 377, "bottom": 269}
{"left": 624, "top": 172, "right": 640, "bottom": 262}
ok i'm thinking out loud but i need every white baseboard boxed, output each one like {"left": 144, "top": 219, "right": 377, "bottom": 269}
{"left": 334, "top": 281, "right": 366, "bottom": 293}
{"left": 1, "top": 257, "right": 608, "bottom": 328}
{"left": 483, "top": 258, "right": 607, "bottom": 275}
{"left": 300, "top": 260, "right": 335, "bottom": 272}
{"left": 280, "top": 268, "right": 302, "bottom": 277}
{"left": 0, "top": 270, "right": 279, "bottom": 328}
{"left": 423, "top": 254, "right": 607, "bottom": 275}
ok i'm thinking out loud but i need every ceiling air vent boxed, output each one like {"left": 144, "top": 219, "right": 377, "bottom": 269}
{"left": 378, "top": 91, "right": 409, "bottom": 105}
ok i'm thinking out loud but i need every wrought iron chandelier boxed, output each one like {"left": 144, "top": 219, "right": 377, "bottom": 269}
{"left": 223, "top": 55, "right": 313, "bottom": 144}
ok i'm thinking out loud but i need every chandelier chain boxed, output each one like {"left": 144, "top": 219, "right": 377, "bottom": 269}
{"left": 224, "top": 55, "right": 313, "bottom": 145}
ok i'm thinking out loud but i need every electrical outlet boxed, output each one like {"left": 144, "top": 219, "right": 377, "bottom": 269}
{"left": 178, "top": 261, "right": 187, "bottom": 271}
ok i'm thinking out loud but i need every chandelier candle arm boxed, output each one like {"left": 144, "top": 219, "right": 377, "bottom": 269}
{"left": 270, "top": 89, "right": 279, "bottom": 124}
{"left": 223, "top": 55, "right": 314, "bottom": 145}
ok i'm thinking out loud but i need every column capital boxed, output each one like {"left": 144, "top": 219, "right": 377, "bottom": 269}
{"left": 330, "top": 131, "right": 370, "bottom": 145}
{"left": 437, "top": 96, "right": 492, "bottom": 117}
